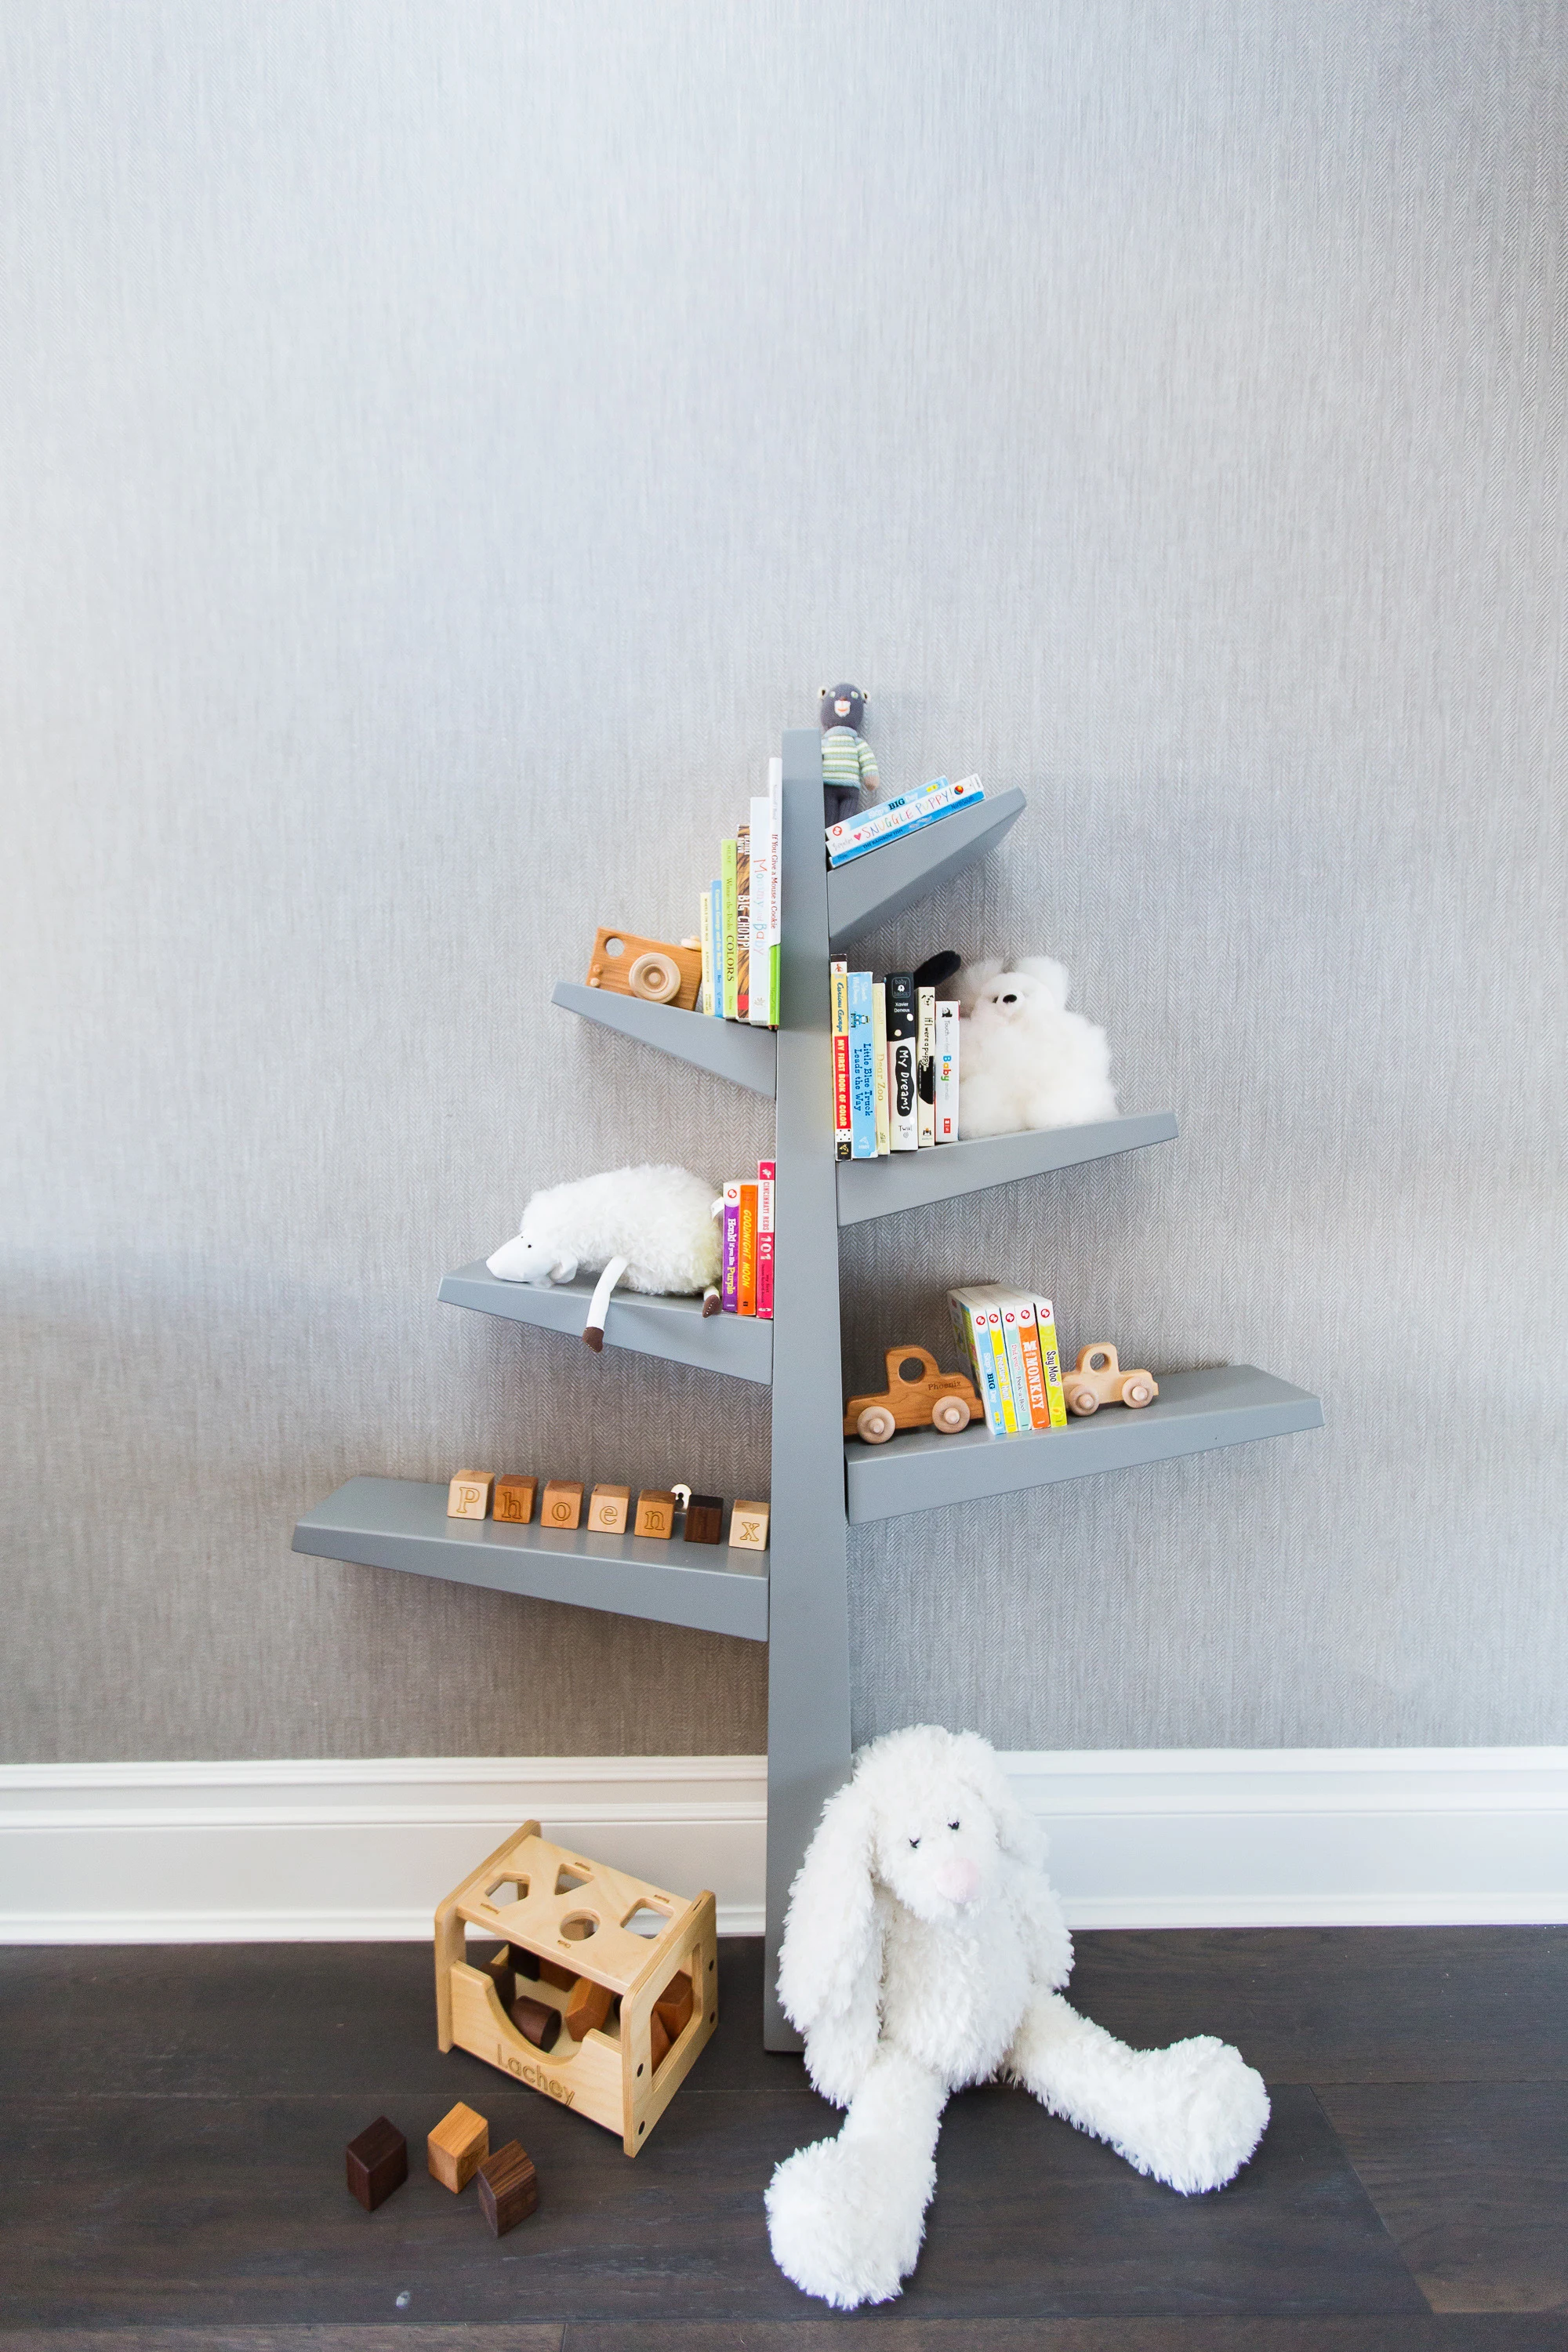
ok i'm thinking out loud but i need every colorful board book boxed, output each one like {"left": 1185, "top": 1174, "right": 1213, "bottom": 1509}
{"left": 825, "top": 774, "right": 984, "bottom": 868}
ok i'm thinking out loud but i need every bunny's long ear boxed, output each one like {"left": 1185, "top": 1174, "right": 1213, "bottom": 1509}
{"left": 775, "top": 1769, "right": 885, "bottom": 2106}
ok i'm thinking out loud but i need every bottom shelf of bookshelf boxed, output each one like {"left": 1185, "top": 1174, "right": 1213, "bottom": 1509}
{"left": 292, "top": 1476, "right": 769, "bottom": 1641}
{"left": 843, "top": 1365, "right": 1323, "bottom": 1523}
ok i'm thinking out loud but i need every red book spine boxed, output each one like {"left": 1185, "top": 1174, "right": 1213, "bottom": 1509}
{"left": 757, "top": 1160, "right": 775, "bottom": 1319}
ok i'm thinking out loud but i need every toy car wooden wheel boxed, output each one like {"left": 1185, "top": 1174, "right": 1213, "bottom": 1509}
{"left": 1120, "top": 1376, "right": 1155, "bottom": 1407}
{"left": 627, "top": 951, "right": 682, "bottom": 1003}
{"left": 1066, "top": 1385, "right": 1099, "bottom": 1416}
{"left": 930, "top": 1395, "right": 971, "bottom": 1434}
{"left": 856, "top": 1403, "right": 898, "bottom": 1444}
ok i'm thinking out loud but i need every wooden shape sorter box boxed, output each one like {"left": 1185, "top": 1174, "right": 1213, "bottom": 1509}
{"left": 434, "top": 1822, "right": 718, "bottom": 2157}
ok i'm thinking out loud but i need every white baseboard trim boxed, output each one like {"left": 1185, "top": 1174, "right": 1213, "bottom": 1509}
{"left": 2, "top": 1747, "right": 1565, "bottom": 1944}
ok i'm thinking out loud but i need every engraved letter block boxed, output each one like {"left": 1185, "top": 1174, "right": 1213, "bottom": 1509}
{"left": 540, "top": 1479, "right": 584, "bottom": 1530}
{"left": 633, "top": 1488, "right": 676, "bottom": 1540}
{"left": 728, "top": 1500, "right": 770, "bottom": 1551}
{"left": 588, "top": 1483, "right": 630, "bottom": 1534}
{"left": 447, "top": 1472, "right": 493, "bottom": 1520}
{"left": 493, "top": 1475, "right": 537, "bottom": 1523}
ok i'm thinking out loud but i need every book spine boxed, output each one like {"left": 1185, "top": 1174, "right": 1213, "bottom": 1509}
{"left": 1014, "top": 1297, "right": 1051, "bottom": 1429}
{"left": 737, "top": 1181, "right": 757, "bottom": 1315}
{"left": 916, "top": 985, "right": 935, "bottom": 1146}
{"left": 721, "top": 1182, "right": 740, "bottom": 1312}
{"left": 720, "top": 840, "right": 739, "bottom": 1020}
{"left": 949, "top": 1289, "right": 1006, "bottom": 1436}
{"left": 995, "top": 1291, "right": 1036, "bottom": 1429}
{"left": 766, "top": 757, "right": 782, "bottom": 1026}
{"left": 709, "top": 880, "right": 723, "bottom": 1014}
{"left": 1033, "top": 1297, "right": 1068, "bottom": 1428}
{"left": 699, "top": 887, "right": 715, "bottom": 1017}
{"left": 887, "top": 971, "right": 917, "bottom": 1151}
{"left": 871, "top": 979, "right": 891, "bottom": 1154}
{"left": 825, "top": 775, "right": 984, "bottom": 866}
{"left": 735, "top": 824, "right": 750, "bottom": 1022}
{"left": 848, "top": 971, "right": 877, "bottom": 1158}
{"left": 756, "top": 1159, "right": 775, "bottom": 1319}
{"left": 979, "top": 1299, "right": 1019, "bottom": 1432}
{"left": 830, "top": 960, "right": 851, "bottom": 1158}
{"left": 748, "top": 793, "right": 772, "bottom": 1026}
{"left": 935, "top": 999, "right": 960, "bottom": 1141}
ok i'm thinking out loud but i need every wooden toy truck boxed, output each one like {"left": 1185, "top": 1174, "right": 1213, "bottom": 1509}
{"left": 844, "top": 1345, "right": 981, "bottom": 1444}
{"left": 434, "top": 1821, "right": 717, "bottom": 2157}
{"left": 1063, "top": 1343, "right": 1159, "bottom": 1415}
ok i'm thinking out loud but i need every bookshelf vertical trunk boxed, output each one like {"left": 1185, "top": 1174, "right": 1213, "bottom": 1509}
{"left": 764, "top": 730, "right": 852, "bottom": 2049}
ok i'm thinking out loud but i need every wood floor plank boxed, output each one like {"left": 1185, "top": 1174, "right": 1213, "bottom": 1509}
{"left": 560, "top": 2325, "right": 1568, "bottom": 2350}
{"left": 1319, "top": 2082, "right": 1568, "bottom": 2315}
{"left": 1069, "top": 1929, "right": 1568, "bottom": 2085}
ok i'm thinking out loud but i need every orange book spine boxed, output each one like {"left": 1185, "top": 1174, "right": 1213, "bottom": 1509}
{"left": 1015, "top": 1301, "right": 1051, "bottom": 1430}
{"left": 737, "top": 1183, "right": 758, "bottom": 1316}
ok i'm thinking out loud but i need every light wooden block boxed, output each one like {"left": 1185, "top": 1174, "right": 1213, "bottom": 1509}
{"left": 540, "top": 1479, "right": 584, "bottom": 1530}
{"left": 728, "top": 1500, "right": 769, "bottom": 1551}
{"left": 493, "top": 1475, "right": 537, "bottom": 1524}
{"left": 633, "top": 1489, "right": 676, "bottom": 1540}
{"left": 427, "top": 2100, "right": 488, "bottom": 2193}
{"left": 447, "top": 1472, "right": 493, "bottom": 1521}
{"left": 587, "top": 1483, "right": 630, "bottom": 1534}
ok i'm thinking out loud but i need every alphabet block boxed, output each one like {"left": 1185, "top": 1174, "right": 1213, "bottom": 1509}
{"left": 510, "top": 1993, "right": 561, "bottom": 2053}
{"left": 427, "top": 2101, "right": 488, "bottom": 2194}
{"left": 633, "top": 1488, "right": 676, "bottom": 1540}
{"left": 728, "top": 1500, "right": 770, "bottom": 1552}
{"left": 346, "top": 2115, "right": 407, "bottom": 2212}
{"left": 540, "top": 1479, "right": 584, "bottom": 1530}
{"left": 477, "top": 2140, "right": 538, "bottom": 2238}
{"left": 492, "top": 1475, "right": 537, "bottom": 1524}
{"left": 588, "top": 1483, "right": 630, "bottom": 1534}
{"left": 447, "top": 1473, "right": 493, "bottom": 1521}
{"left": 564, "top": 1976, "right": 615, "bottom": 2041}
{"left": 682, "top": 1494, "right": 723, "bottom": 1545}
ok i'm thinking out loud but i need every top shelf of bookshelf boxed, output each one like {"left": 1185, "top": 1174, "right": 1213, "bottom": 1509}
{"left": 826, "top": 788, "right": 1026, "bottom": 948}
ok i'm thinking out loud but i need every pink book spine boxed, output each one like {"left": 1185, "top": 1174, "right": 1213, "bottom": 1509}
{"left": 721, "top": 1181, "right": 741, "bottom": 1312}
{"left": 757, "top": 1160, "right": 775, "bottom": 1319}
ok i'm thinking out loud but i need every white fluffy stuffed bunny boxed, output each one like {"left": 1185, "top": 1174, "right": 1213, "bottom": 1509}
{"left": 956, "top": 956, "right": 1118, "bottom": 1138}
{"left": 767, "top": 1726, "right": 1269, "bottom": 2310}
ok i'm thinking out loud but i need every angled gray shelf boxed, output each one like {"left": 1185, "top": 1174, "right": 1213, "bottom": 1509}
{"left": 437, "top": 1261, "right": 772, "bottom": 1385}
{"left": 826, "top": 786, "right": 1026, "bottom": 947}
{"left": 844, "top": 1366, "right": 1323, "bottom": 1523}
{"left": 293, "top": 1475, "right": 768, "bottom": 1641}
{"left": 836, "top": 1110, "right": 1179, "bottom": 1226}
{"left": 551, "top": 979, "right": 776, "bottom": 1096}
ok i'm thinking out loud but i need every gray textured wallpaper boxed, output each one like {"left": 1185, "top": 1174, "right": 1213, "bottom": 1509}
{"left": 2, "top": 1, "right": 1563, "bottom": 1762}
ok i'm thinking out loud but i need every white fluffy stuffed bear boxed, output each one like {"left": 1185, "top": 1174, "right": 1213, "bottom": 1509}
{"left": 956, "top": 956, "right": 1118, "bottom": 1138}
{"left": 766, "top": 1726, "right": 1269, "bottom": 2310}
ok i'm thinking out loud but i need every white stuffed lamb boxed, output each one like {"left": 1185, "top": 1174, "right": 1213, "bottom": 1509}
{"left": 767, "top": 1726, "right": 1269, "bottom": 2310}
{"left": 485, "top": 1164, "right": 721, "bottom": 1348}
{"left": 956, "top": 956, "right": 1118, "bottom": 1139}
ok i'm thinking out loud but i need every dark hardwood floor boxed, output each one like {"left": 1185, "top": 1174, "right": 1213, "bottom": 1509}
{"left": 0, "top": 1930, "right": 1563, "bottom": 2350}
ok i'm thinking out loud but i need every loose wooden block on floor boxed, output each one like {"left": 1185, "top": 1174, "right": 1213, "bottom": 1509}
{"left": 634, "top": 1487, "right": 677, "bottom": 1538}
{"left": 427, "top": 2100, "right": 488, "bottom": 2192}
{"left": 683, "top": 1493, "right": 724, "bottom": 1544}
{"left": 728, "top": 1498, "right": 769, "bottom": 1550}
{"left": 492, "top": 1474, "right": 537, "bottom": 1523}
{"left": 477, "top": 2139, "right": 539, "bottom": 2238}
{"left": 564, "top": 1975, "right": 615, "bottom": 2040}
{"left": 345, "top": 2114, "right": 407, "bottom": 2211}
{"left": 446, "top": 1472, "right": 493, "bottom": 1521}
{"left": 588, "top": 1481, "right": 630, "bottom": 1533}
{"left": 510, "top": 1993, "right": 561, "bottom": 2052}
{"left": 540, "top": 1478, "right": 584, "bottom": 1529}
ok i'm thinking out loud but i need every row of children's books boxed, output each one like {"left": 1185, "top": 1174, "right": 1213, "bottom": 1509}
{"left": 832, "top": 965, "right": 959, "bottom": 1156}
{"left": 949, "top": 1287, "right": 1068, "bottom": 1437}
{"left": 825, "top": 774, "right": 984, "bottom": 869}
{"left": 699, "top": 759, "right": 782, "bottom": 1029}
{"left": 718, "top": 1160, "right": 775, "bottom": 1316}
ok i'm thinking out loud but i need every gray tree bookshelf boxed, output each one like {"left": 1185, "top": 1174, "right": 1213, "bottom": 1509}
{"left": 293, "top": 728, "right": 1323, "bottom": 2049}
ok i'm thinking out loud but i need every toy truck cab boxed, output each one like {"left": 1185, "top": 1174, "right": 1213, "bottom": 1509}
{"left": 844, "top": 1346, "right": 980, "bottom": 1444}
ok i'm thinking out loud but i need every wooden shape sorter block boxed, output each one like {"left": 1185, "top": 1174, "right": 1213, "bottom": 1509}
{"left": 633, "top": 1488, "right": 677, "bottom": 1540}
{"left": 427, "top": 2101, "right": 488, "bottom": 2193}
{"left": 564, "top": 1975, "right": 614, "bottom": 2041}
{"left": 447, "top": 1472, "right": 493, "bottom": 1521}
{"left": 493, "top": 1475, "right": 537, "bottom": 1524}
{"left": 682, "top": 1494, "right": 723, "bottom": 1545}
{"left": 728, "top": 1499, "right": 770, "bottom": 1552}
{"left": 477, "top": 2140, "right": 538, "bottom": 2237}
{"left": 434, "top": 1820, "right": 718, "bottom": 2158}
{"left": 588, "top": 1482, "right": 630, "bottom": 1534}
{"left": 346, "top": 2115, "right": 408, "bottom": 2211}
{"left": 540, "top": 1479, "right": 584, "bottom": 1530}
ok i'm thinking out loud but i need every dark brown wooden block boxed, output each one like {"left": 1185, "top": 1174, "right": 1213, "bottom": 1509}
{"left": 510, "top": 1993, "right": 561, "bottom": 2052}
{"left": 345, "top": 2114, "right": 407, "bottom": 2212}
{"left": 654, "top": 1969, "right": 694, "bottom": 2041}
{"left": 477, "top": 2138, "right": 539, "bottom": 2238}
{"left": 564, "top": 1976, "right": 614, "bottom": 2041}
{"left": 508, "top": 1942, "right": 541, "bottom": 1981}
{"left": 682, "top": 1494, "right": 723, "bottom": 1544}
{"left": 483, "top": 1950, "right": 514, "bottom": 2007}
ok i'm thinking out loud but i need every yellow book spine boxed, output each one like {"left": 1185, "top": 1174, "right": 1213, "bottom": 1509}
{"left": 1034, "top": 1298, "right": 1068, "bottom": 1428}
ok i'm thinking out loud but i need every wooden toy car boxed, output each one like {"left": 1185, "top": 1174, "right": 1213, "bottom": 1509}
{"left": 585, "top": 927, "right": 703, "bottom": 1011}
{"left": 844, "top": 1346, "right": 980, "bottom": 1444}
{"left": 1064, "top": 1343, "right": 1159, "bottom": 1415}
